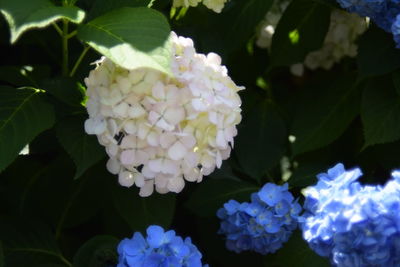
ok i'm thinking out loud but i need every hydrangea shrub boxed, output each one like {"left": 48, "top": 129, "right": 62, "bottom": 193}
{"left": 1, "top": 0, "right": 400, "bottom": 266}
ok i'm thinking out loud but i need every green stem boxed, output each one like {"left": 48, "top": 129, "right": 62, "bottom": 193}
{"left": 70, "top": 46, "right": 90, "bottom": 77}
{"left": 62, "top": 19, "right": 69, "bottom": 76}
{"left": 52, "top": 23, "right": 62, "bottom": 36}
{"left": 66, "top": 30, "right": 77, "bottom": 39}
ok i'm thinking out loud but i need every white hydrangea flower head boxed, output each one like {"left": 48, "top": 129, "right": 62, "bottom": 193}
{"left": 256, "top": 6, "right": 368, "bottom": 74}
{"left": 303, "top": 10, "right": 368, "bottom": 71}
{"left": 84, "top": 31, "right": 243, "bottom": 197}
{"left": 173, "top": 0, "right": 228, "bottom": 13}
{"left": 173, "top": 0, "right": 202, "bottom": 8}
{"left": 256, "top": 0, "right": 289, "bottom": 49}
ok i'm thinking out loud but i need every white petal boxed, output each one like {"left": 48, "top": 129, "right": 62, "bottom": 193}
{"left": 180, "top": 135, "right": 196, "bottom": 148}
{"left": 162, "top": 159, "right": 180, "bottom": 174}
{"left": 155, "top": 185, "right": 169, "bottom": 194}
{"left": 184, "top": 168, "right": 201, "bottom": 182}
{"left": 123, "top": 121, "right": 137, "bottom": 134}
{"left": 148, "top": 110, "right": 161, "bottom": 125}
{"left": 120, "top": 150, "right": 135, "bottom": 166}
{"left": 216, "top": 130, "right": 227, "bottom": 148}
{"left": 128, "top": 105, "right": 146, "bottom": 118}
{"left": 168, "top": 141, "right": 187, "bottom": 160}
{"left": 134, "top": 172, "right": 145, "bottom": 187}
{"left": 191, "top": 98, "right": 207, "bottom": 111}
{"left": 135, "top": 150, "right": 149, "bottom": 165}
{"left": 216, "top": 150, "right": 222, "bottom": 168}
{"left": 160, "top": 133, "right": 176, "bottom": 148}
{"left": 167, "top": 176, "right": 185, "bottom": 193}
{"left": 120, "top": 135, "right": 135, "bottom": 149}
{"left": 117, "top": 77, "right": 131, "bottom": 94}
{"left": 152, "top": 81, "right": 165, "bottom": 100}
{"left": 106, "top": 158, "right": 120, "bottom": 174}
{"left": 139, "top": 180, "right": 154, "bottom": 197}
{"left": 113, "top": 102, "right": 129, "bottom": 117}
{"left": 147, "top": 131, "right": 159, "bottom": 146}
{"left": 128, "top": 69, "right": 145, "bottom": 84}
{"left": 148, "top": 158, "right": 163, "bottom": 173}
{"left": 142, "top": 164, "right": 156, "bottom": 178}
{"left": 118, "top": 171, "right": 134, "bottom": 187}
{"left": 155, "top": 175, "right": 168, "bottom": 188}
{"left": 156, "top": 118, "right": 174, "bottom": 131}
{"left": 106, "top": 143, "right": 119, "bottom": 157}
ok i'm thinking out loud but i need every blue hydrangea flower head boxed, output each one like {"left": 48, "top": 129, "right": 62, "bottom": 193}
{"left": 217, "top": 183, "right": 302, "bottom": 254}
{"left": 301, "top": 163, "right": 400, "bottom": 266}
{"left": 117, "top": 225, "right": 208, "bottom": 267}
{"left": 335, "top": 0, "right": 400, "bottom": 47}
{"left": 392, "top": 14, "right": 400, "bottom": 47}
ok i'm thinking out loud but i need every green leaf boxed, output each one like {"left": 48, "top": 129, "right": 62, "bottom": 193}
{"left": 357, "top": 26, "right": 400, "bottom": 77}
{"left": 270, "top": 0, "right": 330, "bottom": 67}
{"left": 56, "top": 115, "right": 105, "bottom": 179}
{"left": 235, "top": 100, "right": 287, "bottom": 180}
{"left": 222, "top": 0, "right": 273, "bottom": 53}
{"left": 291, "top": 74, "right": 361, "bottom": 156}
{"left": 0, "top": 217, "right": 69, "bottom": 267}
{"left": 87, "top": 0, "right": 151, "bottom": 20}
{"left": 361, "top": 76, "right": 400, "bottom": 147}
{"left": 73, "top": 236, "right": 119, "bottom": 267}
{"left": 0, "top": 86, "right": 55, "bottom": 172}
{"left": 186, "top": 178, "right": 258, "bottom": 217}
{"left": 0, "top": 0, "right": 85, "bottom": 43}
{"left": 41, "top": 77, "right": 85, "bottom": 107}
{"left": 77, "top": 7, "right": 172, "bottom": 75}
{"left": 112, "top": 186, "right": 176, "bottom": 232}
{"left": 0, "top": 65, "right": 50, "bottom": 87}
{"left": 265, "top": 230, "right": 330, "bottom": 267}
{"left": 392, "top": 69, "right": 400, "bottom": 96}
{"left": 0, "top": 241, "right": 4, "bottom": 267}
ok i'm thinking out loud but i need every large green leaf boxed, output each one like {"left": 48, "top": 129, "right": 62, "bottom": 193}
{"left": 221, "top": 0, "right": 273, "bottom": 53}
{"left": 0, "top": 217, "right": 69, "bottom": 267}
{"left": 87, "top": 0, "right": 151, "bottom": 20}
{"left": 361, "top": 76, "right": 400, "bottom": 147}
{"left": 77, "top": 7, "right": 172, "bottom": 75}
{"left": 357, "top": 26, "right": 400, "bottom": 77}
{"left": 56, "top": 115, "right": 105, "bottom": 179}
{"left": 270, "top": 0, "right": 330, "bottom": 67}
{"left": 0, "top": 241, "right": 4, "bottom": 267}
{"left": 0, "top": 86, "right": 55, "bottom": 172}
{"left": 41, "top": 77, "right": 85, "bottom": 107}
{"left": 186, "top": 178, "right": 258, "bottom": 217}
{"left": 0, "top": 0, "right": 85, "bottom": 43}
{"left": 265, "top": 231, "right": 330, "bottom": 267}
{"left": 291, "top": 74, "right": 362, "bottom": 156}
{"left": 73, "top": 236, "right": 119, "bottom": 267}
{"left": 235, "top": 100, "right": 287, "bottom": 181}
{"left": 112, "top": 185, "right": 176, "bottom": 232}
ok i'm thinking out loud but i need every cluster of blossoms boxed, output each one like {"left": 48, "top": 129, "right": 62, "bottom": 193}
{"left": 172, "top": 0, "right": 228, "bottom": 13}
{"left": 217, "top": 183, "right": 302, "bottom": 254}
{"left": 301, "top": 163, "right": 400, "bottom": 266}
{"left": 84, "top": 32, "right": 243, "bottom": 197}
{"left": 336, "top": 0, "right": 400, "bottom": 47}
{"left": 117, "top": 225, "right": 208, "bottom": 267}
{"left": 257, "top": 2, "right": 367, "bottom": 75}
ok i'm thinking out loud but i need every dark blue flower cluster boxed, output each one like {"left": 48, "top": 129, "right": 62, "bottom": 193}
{"left": 217, "top": 183, "right": 302, "bottom": 254}
{"left": 117, "top": 225, "right": 208, "bottom": 267}
{"left": 301, "top": 163, "right": 400, "bottom": 266}
{"left": 336, "top": 0, "right": 400, "bottom": 47}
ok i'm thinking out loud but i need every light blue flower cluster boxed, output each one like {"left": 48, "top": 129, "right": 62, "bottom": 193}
{"left": 217, "top": 183, "right": 302, "bottom": 254}
{"left": 117, "top": 225, "right": 208, "bottom": 267}
{"left": 336, "top": 0, "right": 400, "bottom": 47}
{"left": 301, "top": 163, "right": 400, "bottom": 266}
